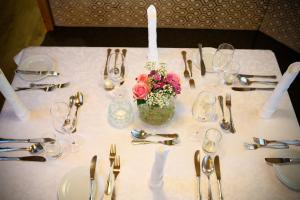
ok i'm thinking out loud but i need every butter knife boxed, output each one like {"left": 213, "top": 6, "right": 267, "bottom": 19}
{"left": 198, "top": 43, "right": 206, "bottom": 76}
{"left": 214, "top": 155, "right": 224, "bottom": 200}
{"left": 194, "top": 150, "right": 201, "bottom": 200}
{"left": 238, "top": 74, "right": 277, "bottom": 79}
{"left": 0, "top": 156, "right": 46, "bottom": 162}
{"left": 265, "top": 158, "right": 300, "bottom": 164}
{"left": 232, "top": 87, "right": 275, "bottom": 91}
{"left": 89, "top": 155, "right": 97, "bottom": 200}
{"left": 16, "top": 69, "right": 59, "bottom": 76}
{"left": 0, "top": 137, "right": 55, "bottom": 143}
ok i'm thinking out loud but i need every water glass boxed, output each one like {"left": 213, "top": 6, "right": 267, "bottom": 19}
{"left": 202, "top": 128, "right": 222, "bottom": 153}
{"left": 192, "top": 91, "right": 217, "bottom": 122}
{"left": 107, "top": 52, "right": 125, "bottom": 84}
{"left": 222, "top": 58, "right": 240, "bottom": 85}
{"left": 212, "top": 43, "right": 235, "bottom": 72}
{"left": 108, "top": 89, "right": 133, "bottom": 128}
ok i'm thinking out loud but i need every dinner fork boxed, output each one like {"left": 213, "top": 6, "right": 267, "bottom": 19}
{"left": 187, "top": 59, "right": 195, "bottom": 88}
{"left": 113, "top": 156, "right": 121, "bottom": 179}
{"left": 226, "top": 94, "right": 235, "bottom": 133}
{"left": 244, "top": 142, "right": 289, "bottom": 150}
{"left": 181, "top": 51, "right": 190, "bottom": 79}
{"left": 109, "top": 144, "right": 116, "bottom": 166}
{"left": 253, "top": 137, "right": 300, "bottom": 146}
{"left": 131, "top": 139, "right": 178, "bottom": 145}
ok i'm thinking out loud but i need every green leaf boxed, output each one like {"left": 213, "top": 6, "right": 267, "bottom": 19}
{"left": 137, "top": 99, "right": 146, "bottom": 105}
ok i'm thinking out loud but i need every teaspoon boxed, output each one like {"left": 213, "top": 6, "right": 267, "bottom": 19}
{"left": 239, "top": 76, "right": 278, "bottom": 86}
{"left": 72, "top": 92, "right": 84, "bottom": 132}
{"left": 202, "top": 155, "right": 214, "bottom": 200}
{"left": 131, "top": 129, "right": 179, "bottom": 139}
{"left": 218, "top": 96, "right": 230, "bottom": 130}
{"left": 0, "top": 143, "right": 44, "bottom": 154}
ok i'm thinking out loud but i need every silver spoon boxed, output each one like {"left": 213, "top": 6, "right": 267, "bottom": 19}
{"left": 113, "top": 49, "right": 120, "bottom": 74}
{"left": 202, "top": 155, "right": 214, "bottom": 200}
{"left": 218, "top": 96, "right": 230, "bottom": 131}
{"left": 0, "top": 143, "right": 44, "bottom": 154}
{"left": 72, "top": 92, "right": 84, "bottom": 132}
{"left": 63, "top": 95, "right": 75, "bottom": 127}
{"left": 131, "top": 139, "right": 178, "bottom": 145}
{"left": 131, "top": 129, "right": 179, "bottom": 139}
{"left": 239, "top": 76, "right": 278, "bottom": 86}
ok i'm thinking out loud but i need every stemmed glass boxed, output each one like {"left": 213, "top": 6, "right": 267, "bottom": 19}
{"left": 50, "top": 102, "right": 80, "bottom": 153}
{"left": 212, "top": 43, "right": 235, "bottom": 84}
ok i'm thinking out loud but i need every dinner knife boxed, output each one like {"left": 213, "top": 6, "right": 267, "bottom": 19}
{"left": 232, "top": 87, "right": 275, "bottom": 91}
{"left": 214, "top": 155, "right": 224, "bottom": 200}
{"left": 237, "top": 74, "right": 277, "bottom": 79}
{"left": 194, "top": 150, "right": 201, "bottom": 200}
{"left": 265, "top": 158, "right": 300, "bottom": 164}
{"left": 89, "top": 155, "right": 97, "bottom": 200}
{"left": 0, "top": 156, "right": 46, "bottom": 162}
{"left": 15, "top": 69, "right": 59, "bottom": 76}
{"left": 0, "top": 137, "right": 55, "bottom": 143}
{"left": 198, "top": 43, "right": 206, "bottom": 76}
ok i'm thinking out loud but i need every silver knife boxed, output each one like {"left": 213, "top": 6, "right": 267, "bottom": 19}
{"left": 214, "top": 155, "right": 224, "bottom": 200}
{"left": 194, "top": 150, "right": 201, "bottom": 200}
{"left": 89, "top": 155, "right": 97, "bottom": 200}
{"left": 0, "top": 156, "right": 46, "bottom": 162}
{"left": 16, "top": 69, "right": 59, "bottom": 76}
{"left": 232, "top": 87, "right": 275, "bottom": 91}
{"left": 198, "top": 43, "right": 206, "bottom": 76}
{"left": 237, "top": 74, "right": 277, "bottom": 79}
{"left": 265, "top": 158, "right": 300, "bottom": 164}
{"left": 0, "top": 137, "right": 55, "bottom": 143}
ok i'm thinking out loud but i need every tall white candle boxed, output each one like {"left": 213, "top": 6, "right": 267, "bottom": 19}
{"left": 147, "top": 5, "right": 159, "bottom": 63}
{"left": 260, "top": 62, "right": 300, "bottom": 118}
{"left": 0, "top": 68, "right": 30, "bottom": 120}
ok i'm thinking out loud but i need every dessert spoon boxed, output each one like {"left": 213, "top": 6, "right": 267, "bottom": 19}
{"left": 202, "top": 155, "right": 214, "bottom": 200}
{"left": 131, "top": 129, "right": 179, "bottom": 139}
{"left": 0, "top": 143, "right": 44, "bottom": 154}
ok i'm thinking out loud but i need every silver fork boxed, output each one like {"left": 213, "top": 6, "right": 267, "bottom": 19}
{"left": 226, "top": 94, "right": 235, "bottom": 133}
{"left": 111, "top": 156, "right": 121, "bottom": 199}
{"left": 244, "top": 142, "right": 289, "bottom": 150}
{"left": 109, "top": 144, "right": 116, "bottom": 166}
{"left": 181, "top": 51, "right": 190, "bottom": 79}
{"left": 253, "top": 137, "right": 300, "bottom": 146}
{"left": 187, "top": 59, "right": 195, "bottom": 88}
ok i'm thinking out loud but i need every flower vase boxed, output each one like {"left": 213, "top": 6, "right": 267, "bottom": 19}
{"left": 138, "top": 97, "right": 175, "bottom": 125}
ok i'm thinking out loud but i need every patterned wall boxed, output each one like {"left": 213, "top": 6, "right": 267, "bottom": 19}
{"left": 49, "top": 0, "right": 269, "bottom": 30}
{"left": 259, "top": 0, "right": 300, "bottom": 53}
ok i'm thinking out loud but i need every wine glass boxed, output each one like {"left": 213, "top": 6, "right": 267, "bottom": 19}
{"left": 50, "top": 102, "right": 81, "bottom": 153}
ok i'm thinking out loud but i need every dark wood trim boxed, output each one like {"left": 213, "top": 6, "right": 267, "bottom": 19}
{"left": 36, "top": 0, "right": 54, "bottom": 31}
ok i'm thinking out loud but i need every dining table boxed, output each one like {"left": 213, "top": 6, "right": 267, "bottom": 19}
{"left": 0, "top": 46, "right": 299, "bottom": 200}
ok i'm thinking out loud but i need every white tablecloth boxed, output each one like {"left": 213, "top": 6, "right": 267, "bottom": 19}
{"left": 0, "top": 47, "right": 299, "bottom": 200}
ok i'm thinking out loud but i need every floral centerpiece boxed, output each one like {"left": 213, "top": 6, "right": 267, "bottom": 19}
{"left": 132, "top": 62, "right": 181, "bottom": 125}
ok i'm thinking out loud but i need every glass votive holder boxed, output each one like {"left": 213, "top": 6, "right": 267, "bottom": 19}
{"left": 202, "top": 128, "right": 222, "bottom": 153}
{"left": 192, "top": 91, "right": 217, "bottom": 122}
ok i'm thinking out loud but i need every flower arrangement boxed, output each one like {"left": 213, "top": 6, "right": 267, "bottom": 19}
{"left": 132, "top": 62, "right": 181, "bottom": 125}
{"left": 132, "top": 62, "right": 181, "bottom": 108}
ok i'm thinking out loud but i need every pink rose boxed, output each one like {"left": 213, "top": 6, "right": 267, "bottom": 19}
{"left": 136, "top": 74, "right": 148, "bottom": 83}
{"left": 132, "top": 82, "right": 150, "bottom": 99}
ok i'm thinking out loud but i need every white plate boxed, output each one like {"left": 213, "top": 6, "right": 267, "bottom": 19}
{"left": 16, "top": 55, "right": 55, "bottom": 82}
{"left": 274, "top": 163, "right": 300, "bottom": 191}
{"left": 193, "top": 47, "right": 216, "bottom": 73}
{"left": 58, "top": 166, "right": 104, "bottom": 200}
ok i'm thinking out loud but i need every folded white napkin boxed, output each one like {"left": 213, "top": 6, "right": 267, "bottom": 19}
{"left": 149, "top": 147, "right": 169, "bottom": 188}
{"left": 147, "top": 5, "right": 159, "bottom": 63}
{"left": 0, "top": 68, "right": 30, "bottom": 120}
{"left": 260, "top": 62, "right": 300, "bottom": 118}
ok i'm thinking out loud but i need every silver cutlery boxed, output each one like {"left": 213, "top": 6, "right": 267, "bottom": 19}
{"left": 15, "top": 82, "right": 70, "bottom": 92}
{"left": 120, "top": 49, "right": 127, "bottom": 81}
{"left": 15, "top": 69, "right": 59, "bottom": 76}
{"left": 244, "top": 142, "right": 289, "bottom": 150}
{"left": 218, "top": 96, "right": 230, "bottom": 131}
{"left": 104, "top": 156, "right": 121, "bottom": 200}
{"left": 0, "top": 156, "right": 46, "bottom": 162}
{"left": 225, "top": 94, "right": 235, "bottom": 133}
{"left": 187, "top": 60, "right": 195, "bottom": 88}
{"left": 89, "top": 155, "right": 97, "bottom": 200}
{"left": 131, "top": 129, "right": 179, "bottom": 139}
{"left": 237, "top": 74, "right": 277, "bottom": 79}
{"left": 113, "top": 49, "right": 120, "bottom": 74}
{"left": 194, "top": 150, "right": 201, "bottom": 200}
{"left": 202, "top": 155, "right": 214, "bottom": 200}
{"left": 0, "top": 137, "right": 55, "bottom": 143}
{"left": 63, "top": 95, "right": 75, "bottom": 128}
{"left": 104, "top": 48, "right": 112, "bottom": 80}
{"left": 239, "top": 76, "right": 278, "bottom": 86}
{"left": 109, "top": 144, "right": 116, "bottom": 166}
{"left": 198, "top": 43, "right": 206, "bottom": 76}
{"left": 214, "top": 155, "right": 224, "bottom": 200}
{"left": 131, "top": 139, "right": 178, "bottom": 145}
{"left": 71, "top": 92, "right": 83, "bottom": 132}
{"left": 265, "top": 157, "right": 300, "bottom": 164}
{"left": 232, "top": 87, "right": 275, "bottom": 91}
{"left": 0, "top": 143, "right": 44, "bottom": 154}
{"left": 181, "top": 51, "right": 190, "bottom": 78}
{"left": 253, "top": 137, "right": 300, "bottom": 146}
